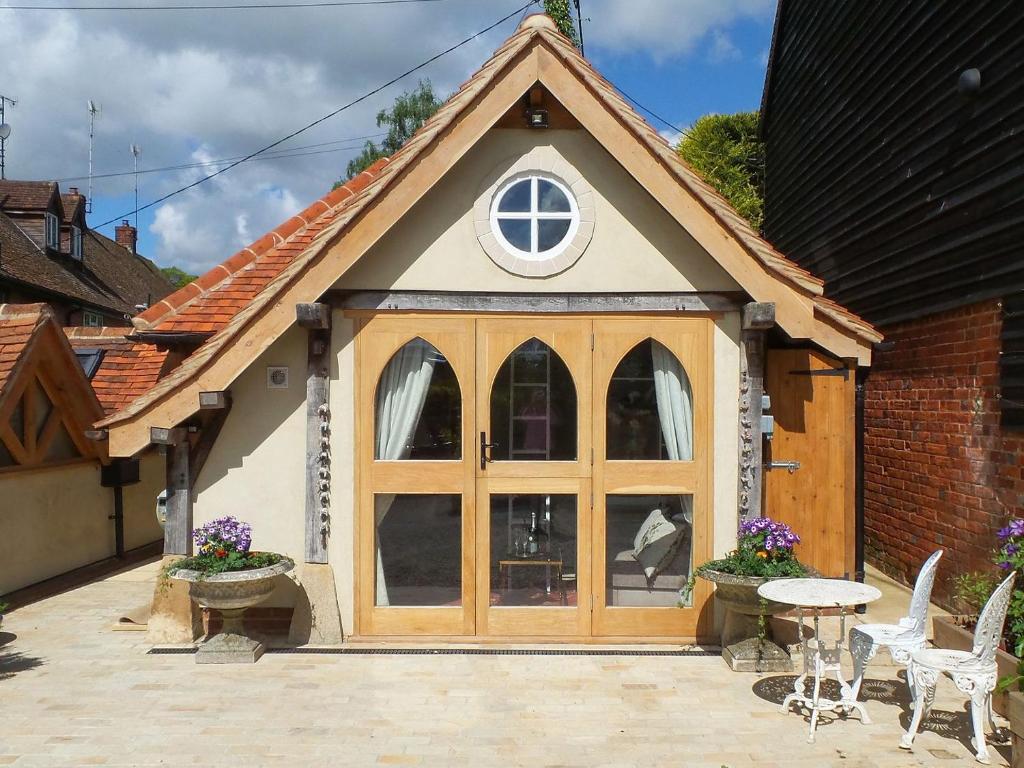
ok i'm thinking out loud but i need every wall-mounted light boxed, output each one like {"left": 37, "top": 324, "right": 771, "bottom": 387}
{"left": 526, "top": 108, "right": 549, "bottom": 128}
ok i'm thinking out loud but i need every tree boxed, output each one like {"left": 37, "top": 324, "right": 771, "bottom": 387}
{"left": 341, "top": 80, "right": 443, "bottom": 182}
{"left": 676, "top": 111, "right": 765, "bottom": 230}
{"left": 544, "top": 0, "right": 579, "bottom": 48}
{"left": 160, "top": 265, "right": 197, "bottom": 289}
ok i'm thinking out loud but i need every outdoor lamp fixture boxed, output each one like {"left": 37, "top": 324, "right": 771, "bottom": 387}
{"left": 0, "top": 123, "right": 10, "bottom": 140}
{"left": 526, "top": 108, "right": 549, "bottom": 128}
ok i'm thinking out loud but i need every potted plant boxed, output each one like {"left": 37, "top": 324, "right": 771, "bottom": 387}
{"left": 165, "top": 516, "right": 293, "bottom": 664}
{"left": 933, "top": 521, "right": 1024, "bottom": 718}
{"left": 685, "top": 517, "right": 807, "bottom": 672}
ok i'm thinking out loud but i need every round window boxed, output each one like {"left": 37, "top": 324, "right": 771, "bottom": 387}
{"left": 489, "top": 175, "right": 580, "bottom": 262}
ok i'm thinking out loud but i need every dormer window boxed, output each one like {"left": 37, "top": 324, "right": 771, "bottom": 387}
{"left": 71, "top": 226, "right": 83, "bottom": 260}
{"left": 44, "top": 213, "right": 59, "bottom": 249}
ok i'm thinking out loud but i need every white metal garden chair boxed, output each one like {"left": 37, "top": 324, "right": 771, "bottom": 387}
{"left": 899, "top": 572, "right": 1016, "bottom": 765}
{"left": 848, "top": 549, "right": 943, "bottom": 703}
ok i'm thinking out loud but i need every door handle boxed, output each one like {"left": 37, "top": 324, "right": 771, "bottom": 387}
{"left": 765, "top": 460, "right": 801, "bottom": 474}
{"left": 480, "top": 431, "right": 499, "bottom": 470}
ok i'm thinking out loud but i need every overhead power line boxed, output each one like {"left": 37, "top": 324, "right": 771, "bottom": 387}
{"left": 1, "top": 0, "right": 443, "bottom": 11}
{"left": 55, "top": 132, "right": 386, "bottom": 183}
{"left": 96, "top": 0, "right": 540, "bottom": 228}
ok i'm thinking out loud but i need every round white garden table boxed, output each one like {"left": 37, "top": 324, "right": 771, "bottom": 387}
{"left": 757, "top": 578, "right": 883, "bottom": 743}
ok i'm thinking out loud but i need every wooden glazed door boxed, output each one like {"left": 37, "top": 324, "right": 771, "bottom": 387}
{"left": 356, "top": 316, "right": 477, "bottom": 636}
{"left": 475, "top": 317, "right": 592, "bottom": 637}
{"left": 764, "top": 348, "right": 855, "bottom": 578}
{"left": 590, "top": 318, "right": 713, "bottom": 638}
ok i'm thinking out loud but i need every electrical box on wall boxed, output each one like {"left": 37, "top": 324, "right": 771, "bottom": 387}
{"left": 267, "top": 366, "right": 289, "bottom": 389}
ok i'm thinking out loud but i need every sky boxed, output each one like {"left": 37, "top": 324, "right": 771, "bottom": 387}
{"left": 0, "top": 0, "right": 777, "bottom": 275}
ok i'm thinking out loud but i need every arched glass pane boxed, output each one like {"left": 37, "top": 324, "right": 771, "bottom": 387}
{"left": 537, "top": 179, "right": 571, "bottom": 212}
{"left": 497, "top": 218, "right": 532, "bottom": 251}
{"left": 375, "top": 338, "right": 461, "bottom": 460}
{"left": 606, "top": 339, "right": 693, "bottom": 461}
{"left": 489, "top": 338, "right": 577, "bottom": 461}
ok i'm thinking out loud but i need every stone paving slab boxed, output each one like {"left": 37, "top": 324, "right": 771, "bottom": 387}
{"left": 0, "top": 562, "right": 1009, "bottom": 767}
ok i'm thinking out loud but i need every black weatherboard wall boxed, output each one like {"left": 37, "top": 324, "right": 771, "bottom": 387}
{"left": 761, "top": 0, "right": 1024, "bottom": 327}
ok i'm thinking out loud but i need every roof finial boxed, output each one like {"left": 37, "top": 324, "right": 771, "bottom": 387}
{"left": 518, "top": 12, "right": 558, "bottom": 32}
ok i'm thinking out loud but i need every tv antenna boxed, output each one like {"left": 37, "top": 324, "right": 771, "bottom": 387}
{"left": 130, "top": 143, "right": 141, "bottom": 251}
{"left": 0, "top": 94, "right": 17, "bottom": 180}
{"left": 87, "top": 100, "right": 101, "bottom": 213}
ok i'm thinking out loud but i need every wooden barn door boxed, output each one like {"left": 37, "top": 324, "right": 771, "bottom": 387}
{"left": 764, "top": 349, "right": 855, "bottom": 578}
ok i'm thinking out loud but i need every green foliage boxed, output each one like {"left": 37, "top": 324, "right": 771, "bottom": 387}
{"left": 0, "top": 601, "right": 8, "bottom": 614}
{"left": 160, "top": 266, "right": 198, "bottom": 289}
{"left": 164, "top": 551, "right": 282, "bottom": 580}
{"left": 341, "top": 80, "right": 443, "bottom": 182}
{"left": 952, "top": 571, "right": 998, "bottom": 616}
{"left": 544, "top": 0, "right": 579, "bottom": 47}
{"left": 676, "top": 111, "right": 765, "bottom": 230}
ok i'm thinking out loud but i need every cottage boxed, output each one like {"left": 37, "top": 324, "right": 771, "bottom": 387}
{"left": 100, "top": 14, "right": 879, "bottom": 644}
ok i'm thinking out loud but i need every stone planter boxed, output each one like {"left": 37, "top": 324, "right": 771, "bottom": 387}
{"left": 698, "top": 569, "right": 795, "bottom": 672}
{"left": 1008, "top": 691, "right": 1024, "bottom": 768}
{"left": 933, "top": 615, "right": 1019, "bottom": 717}
{"left": 171, "top": 556, "right": 294, "bottom": 664}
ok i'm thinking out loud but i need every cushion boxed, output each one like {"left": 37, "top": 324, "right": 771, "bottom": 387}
{"left": 632, "top": 508, "right": 686, "bottom": 581}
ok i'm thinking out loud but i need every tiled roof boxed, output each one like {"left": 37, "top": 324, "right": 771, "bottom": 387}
{"left": 0, "top": 303, "right": 48, "bottom": 401}
{"left": 101, "top": 13, "right": 880, "bottom": 431}
{"left": 61, "top": 193, "right": 84, "bottom": 224}
{"left": 0, "top": 181, "right": 60, "bottom": 212}
{"left": 0, "top": 209, "right": 175, "bottom": 319}
{"left": 134, "top": 157, "right": 391, "bottom": 333}
{"left": 64, "top": 327, "right": 171, "bottom": 416}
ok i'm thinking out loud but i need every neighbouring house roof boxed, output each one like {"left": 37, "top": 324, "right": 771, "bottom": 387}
{"left": 0, "top": 181, "right": 176, "bottom": 318}
{"left": 0, "top": 181, "right": 61, "bottom": 213}
{"left": 64, "top": 326, "right": 171, "bottom": 416}
{"left": 0, "top": 303, "right": 104, "bottom": 467}
{"left": 100, "top": 13, "right": 881, "bottom": 456}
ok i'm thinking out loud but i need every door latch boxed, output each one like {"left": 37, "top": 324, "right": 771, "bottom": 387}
{"left": 765, "top": 460, "right": 801, "bottom": 474}
{"left": 480, "top": 431, "right": 499, "bottom": 470}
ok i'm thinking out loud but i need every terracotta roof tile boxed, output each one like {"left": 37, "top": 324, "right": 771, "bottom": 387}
{"left": 0, "top": 303, "right": 49, "bottom": 401}
{"left": 64, "top": 327, "right": 171, "bottom": 415}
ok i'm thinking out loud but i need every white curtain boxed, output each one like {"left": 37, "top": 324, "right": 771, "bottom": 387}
{"left": 374, "top": 339, "right": 436, "bottom": 606}
{"left": 652, "top": 340, "right": 694, "bottom": 525}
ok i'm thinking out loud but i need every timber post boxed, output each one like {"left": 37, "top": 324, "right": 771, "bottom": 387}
{"left": 299, "top": 302, "right": 332, "bottom": 564}
{"left": 291, "top": 301, "right": 344, "bottom": 645}
{"left": 738, "top": 302, "right": 774, "bottom": 522}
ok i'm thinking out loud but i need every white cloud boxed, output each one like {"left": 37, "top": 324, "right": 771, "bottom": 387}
{"left": 0, "top": 0, "right": 774, "bottom": 273}
{"left": 584, "top": 0, "right": 774, "bottom": 61}
{"left": 708, "top": 30, "right": 741, "bottom": 63}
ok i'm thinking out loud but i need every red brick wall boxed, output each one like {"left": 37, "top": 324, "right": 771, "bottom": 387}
{"left": 864, "top": 298, "right": 1024, "bottom": 609}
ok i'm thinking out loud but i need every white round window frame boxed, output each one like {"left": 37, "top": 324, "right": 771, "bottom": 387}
{"left": 474, "top": 149, "right": 595, "bottom": 277}
{"left": 489, "top": 174, "right": 580, "bottom": 263}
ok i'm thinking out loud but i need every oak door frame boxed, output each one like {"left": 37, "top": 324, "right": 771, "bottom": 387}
{"left": 355, "top": 315, "right": 477, "bottom": 636}
{"left": 590, "top": 317, "right": 714, "bottom": 638}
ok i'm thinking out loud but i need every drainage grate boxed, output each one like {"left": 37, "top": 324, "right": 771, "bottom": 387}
{"left": 149, "top": 646, "right": 718, "bottom": 657}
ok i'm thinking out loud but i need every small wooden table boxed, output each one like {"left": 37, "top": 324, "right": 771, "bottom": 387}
{"left": 498, "top": 558, "right": 566, "bottom": 606}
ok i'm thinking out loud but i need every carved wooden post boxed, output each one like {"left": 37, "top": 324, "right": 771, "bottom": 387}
{"left": 738, "top": 303, "right": 774, "bottom": 521}
{"left": 299, "top": 302, "right": 331, "bottom": 564}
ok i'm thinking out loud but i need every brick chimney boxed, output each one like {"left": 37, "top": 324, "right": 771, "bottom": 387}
{"left": 115, "top": 220, "right": 137, "bottom": 254}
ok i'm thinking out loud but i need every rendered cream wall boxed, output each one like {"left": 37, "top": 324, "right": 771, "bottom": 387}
{"left": 338, "top": 128, "right": 741, "bottom": 293}
{"left": 0, "top": 461, "right": 111, "bottom": 594}
{"left": 193, "top": 325, "right": 308, "bottom": 604}
{"left": 713, "top": 314, "right": 740, "bottom": 557}
{"left": 328, "top": 314, "right": 357, "bottom": 633}
{"left": 122, "top": 451, "right": 166, "bottom": 552}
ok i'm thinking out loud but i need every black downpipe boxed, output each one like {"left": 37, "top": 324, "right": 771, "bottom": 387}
{"left": 854, "top": 367, "right": 867, "bottom": 613}
{"left": 112, "top": 486, "right": 125, "bottom": 559}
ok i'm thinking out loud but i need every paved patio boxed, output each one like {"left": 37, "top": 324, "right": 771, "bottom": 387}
{"left": 0, "top": 562, "right": 1010, "bottom": 767}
